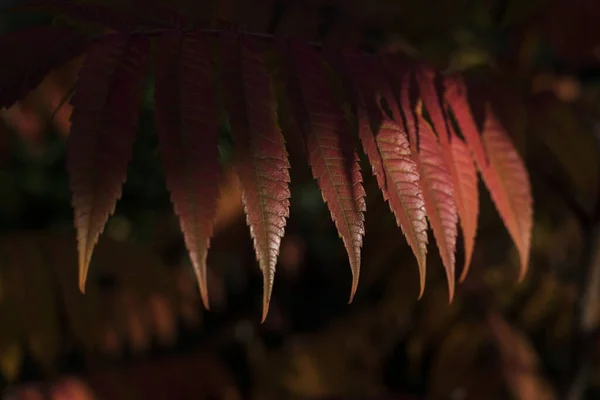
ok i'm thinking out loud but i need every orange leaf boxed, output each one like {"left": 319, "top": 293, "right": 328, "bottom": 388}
{"left": 342, "top": 53, "right": 428, "bottom": 296}
{"left": 388, "top": 63, "right": 458, "bottom": 301}
{"left": 479, "top": 106, "right": 533, "bottom": 280}
{"left": 68, "top": 34, "right": 150, "bottom": 292}
{"left": 281, "top": 39, "right": 366, "bottom": 302}
{"left": 154, "top": 29, "right": 220, "bottom": 309}
{"left": 220, "top": 29, "right": 291, "bottom": 321}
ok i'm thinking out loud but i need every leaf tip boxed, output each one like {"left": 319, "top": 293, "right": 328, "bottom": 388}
{"left": 348, "top": 253, "right": 361, "bottom": 304}
{"left": 261, "top": 268, "right": 275, "bottom": 323}
{"left": 348, "top": 276, "right": 358, "bottom": 304}
{"left": 458, "top": 257, "right": 472, "bottom": 284}
{"left": 517, "top": 255, "right": 529, "bottom": 283}
{"left": 192, "top": 260, "right": 210, "bottom": 310}
{"left": 261, "top": 299, "right": 270, "bottom": 324}
{"left": 447, "top": 280, "right": 455, "bottom": 304}
{"left": 417, "top": 276, "right": 425, "bottom": 300}
{"left": 77, "top": 242, "right": 92, "bottom": 295}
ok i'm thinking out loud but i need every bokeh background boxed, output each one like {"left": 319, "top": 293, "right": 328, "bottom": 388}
{"left": 1, "top": 0, "right": 600, "bottom": 398}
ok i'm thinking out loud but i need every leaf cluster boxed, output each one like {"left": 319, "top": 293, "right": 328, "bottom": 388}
{"left": 0, "top": 1, "right": 533, "bottom": 321}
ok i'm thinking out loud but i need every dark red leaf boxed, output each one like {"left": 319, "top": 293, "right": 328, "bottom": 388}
{"left": 0, "top": 25, "right": 87, "bottom": 109}
{"left": 280, "top": 39, "right": 366, "bottom": 302}
{"left": 155, "top": 29, "right": 219, "bottom": 309}
{"left": 67, "top": 34, "right": 150, "bottom": 292}
{"left": 220, "top": 29, "right": 291, "bottom": 321}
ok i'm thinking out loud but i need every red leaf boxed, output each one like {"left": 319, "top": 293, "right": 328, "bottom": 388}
{"left": 372, "top": 117, "right": 429, "bottom": 296}
{"left": 220, "top": 29, "right": 291, "bottom": 321}
{"left": 444, "top": 74, "right": 489, "bottom": 168}
{"left": 479, "top": 106, "right": 533, "bottom": 280}
{"left": 68, "top": 34, "right": 150, "bottom": 292}
{"left": 342, "top": 53, "right": 428, "bottom": 296}
{"left": 280, "top": 39, "right": 366, "bottom": 302}
{"left": 415, "top": 65, "right": 478, "bottom": 281}
{"left": 448, "top": 127, "right": 479, "bottom": 282}
{"left": 0, "top": 25, "right": 86, "bottom": 109}
{"left": 413, "top": 122, "right": 458, "bottom": 300}
{"left": 155, "top": 29, "right": 219, "bottom": 309}
{"left": 389, "top": 64, "right": 458, "bottom": 301}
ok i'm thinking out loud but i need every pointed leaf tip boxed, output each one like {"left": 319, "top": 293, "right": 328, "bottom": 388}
{"left": 261, "top": 268, "right": 275, "bottom": 323}
{"left": 194, "top": 262, "right": 210, "bottom": 310}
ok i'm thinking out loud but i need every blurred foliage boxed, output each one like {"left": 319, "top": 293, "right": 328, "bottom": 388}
{"left": 0, "top": 0, "right": 600, "bottom": 399}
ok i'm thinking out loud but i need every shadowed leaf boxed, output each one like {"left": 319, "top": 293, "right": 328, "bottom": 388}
{"left": 155, "top": 29, "right": 219, "bottom": 310}
{"left": 68, "top": 33, "right": 150, "bottom": 292}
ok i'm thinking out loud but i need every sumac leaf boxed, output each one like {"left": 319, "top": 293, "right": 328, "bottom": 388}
{"left": 220, "top": 29, "right": 291, "bottom": 321}
{"left": 479, "top": 106, "right": 533, "bottom": 280}
{"left": 68, "top": 34, "right": 150, "bottom": 292}
{"left": 155, "top": 29, "right": 219, "bottom": 309}
{"left": 413, "top": 121, "right": 458, "bottom": 300}
{"left": 0, "top": 25, "right": 86, "bottom": 109}
{"left": 281, "top": 39, "right": 366, "bottom": 301}
{"left": 394, "top": 69, "right": 458, "bottom": 301}
{"left": 415, "top": 65, "right": 478, "bottom": 280}
{"left": 448, "top": 126, "right": 479, "bottom": 282}
{"left": 343, "top": 53, "right": 428, "bottom": 296}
